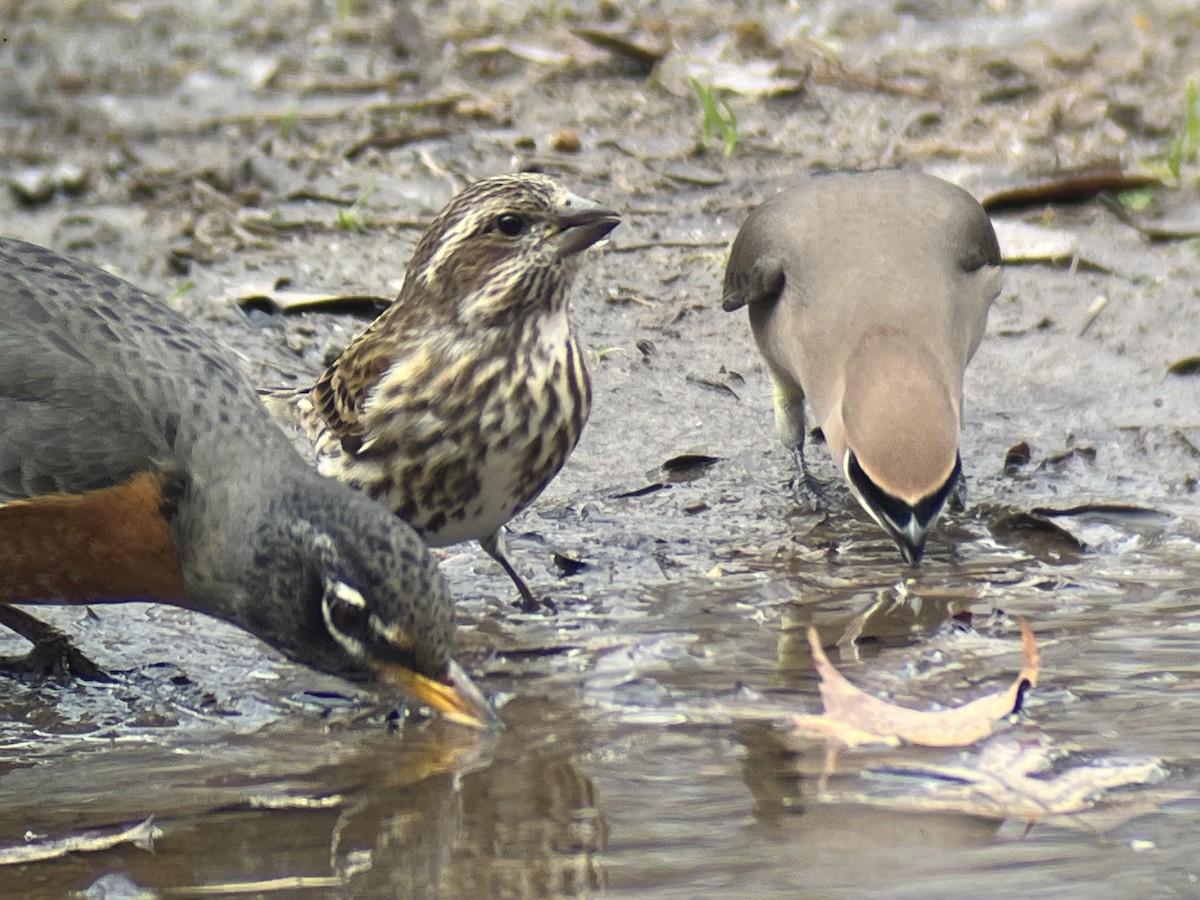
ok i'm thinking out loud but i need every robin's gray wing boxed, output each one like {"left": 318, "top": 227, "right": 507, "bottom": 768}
{"left": 0, "top": 343, "right": 167, "bottom": 502}
{"left": 0, "top": 241, "right": 172, "bottom": 501}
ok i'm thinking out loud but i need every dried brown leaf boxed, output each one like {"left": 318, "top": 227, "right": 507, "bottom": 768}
{"left": 989, "top": 511, "right": 1089, "bottom": 554}
{"left": 236, "top": 288, "right": 392, "bottom": 317}
{"left": 792, "top": 619, "right": 1039, "bottom": 748}
{"left": 980, "top": 163, "right": 1161, "bottom": 211}
{"left": 1167, "top": 356, "right": 1200, "bottom": 377}
{"left": 1003, "top": 439, "right": 1032, "bottom": 473}
{"left": 570, "top": 27, "right": 665, "bottom": 72}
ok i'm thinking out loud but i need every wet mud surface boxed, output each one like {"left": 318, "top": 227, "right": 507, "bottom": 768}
{"left": 1, "top": 1, "right": 1200, "bottom": 896}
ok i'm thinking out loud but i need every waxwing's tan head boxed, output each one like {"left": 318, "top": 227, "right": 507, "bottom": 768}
{"left": 722, "top": 170, "right": 1001, "bottom": 565}
{"left": 835, "top": 331, "right": 963, "bottom": 564}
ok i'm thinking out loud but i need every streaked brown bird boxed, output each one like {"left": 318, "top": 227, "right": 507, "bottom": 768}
{"left": 264, "top": 173, "right": 620, "bottom": 609}
{"left": 722, "top": 170, "right": 1002, "bottom": 565}
{"left": 0, "top": 237, "right": 493, "bottom": 728}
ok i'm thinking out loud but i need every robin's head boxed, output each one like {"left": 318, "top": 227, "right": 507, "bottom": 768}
{"left": 244, "top": 482, "right": 495, "bottom": 729}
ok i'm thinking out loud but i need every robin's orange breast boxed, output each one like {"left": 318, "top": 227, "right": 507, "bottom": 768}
{"left": 0, "top": 469, "right": 186, "bottom": 606}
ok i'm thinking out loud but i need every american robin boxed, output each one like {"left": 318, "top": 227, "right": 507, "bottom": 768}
{"left": 723, "top": 171, "right": 1002, "bottom": 564}
{"left": 265, "top": 174, "right": 620, "bottom": 610}
{"left": 0, "top": 237, "right": 493, "bottom": 728}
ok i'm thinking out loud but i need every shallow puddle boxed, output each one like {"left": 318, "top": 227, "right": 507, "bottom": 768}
{"left": 3, "top": 504, "right": 1198, "bottom": 896}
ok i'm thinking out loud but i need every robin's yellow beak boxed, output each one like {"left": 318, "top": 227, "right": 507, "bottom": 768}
{"left": 375, "top": 658, "right": 499, "bottom": 730}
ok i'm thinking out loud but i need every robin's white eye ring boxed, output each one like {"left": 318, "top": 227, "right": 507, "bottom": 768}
{"left": 326, "top": 587, "right": 370, "bottom": 641}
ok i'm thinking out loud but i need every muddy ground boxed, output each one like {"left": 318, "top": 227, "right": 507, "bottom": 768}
{"left": 1, "top": 1, "right": 1199, "bottom": 897}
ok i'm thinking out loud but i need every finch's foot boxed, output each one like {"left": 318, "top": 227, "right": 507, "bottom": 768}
{"left": 480, "top": 532, "right": 556, "bottom": 614}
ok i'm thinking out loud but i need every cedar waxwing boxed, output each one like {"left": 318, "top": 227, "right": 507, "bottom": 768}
{"left": 723, "top": 170, "right": 1002, "bottom": 564}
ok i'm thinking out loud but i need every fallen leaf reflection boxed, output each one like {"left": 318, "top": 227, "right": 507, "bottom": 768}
{"left": 0, "top": 817, "right": 159, "bottom": 866}
{"left": 841, "top": 734, "right": 1169, "bottom": 825}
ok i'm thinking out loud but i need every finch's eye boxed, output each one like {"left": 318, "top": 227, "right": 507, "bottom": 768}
{"left": 496, "top": 213, "right": 527, "bottom": 236}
